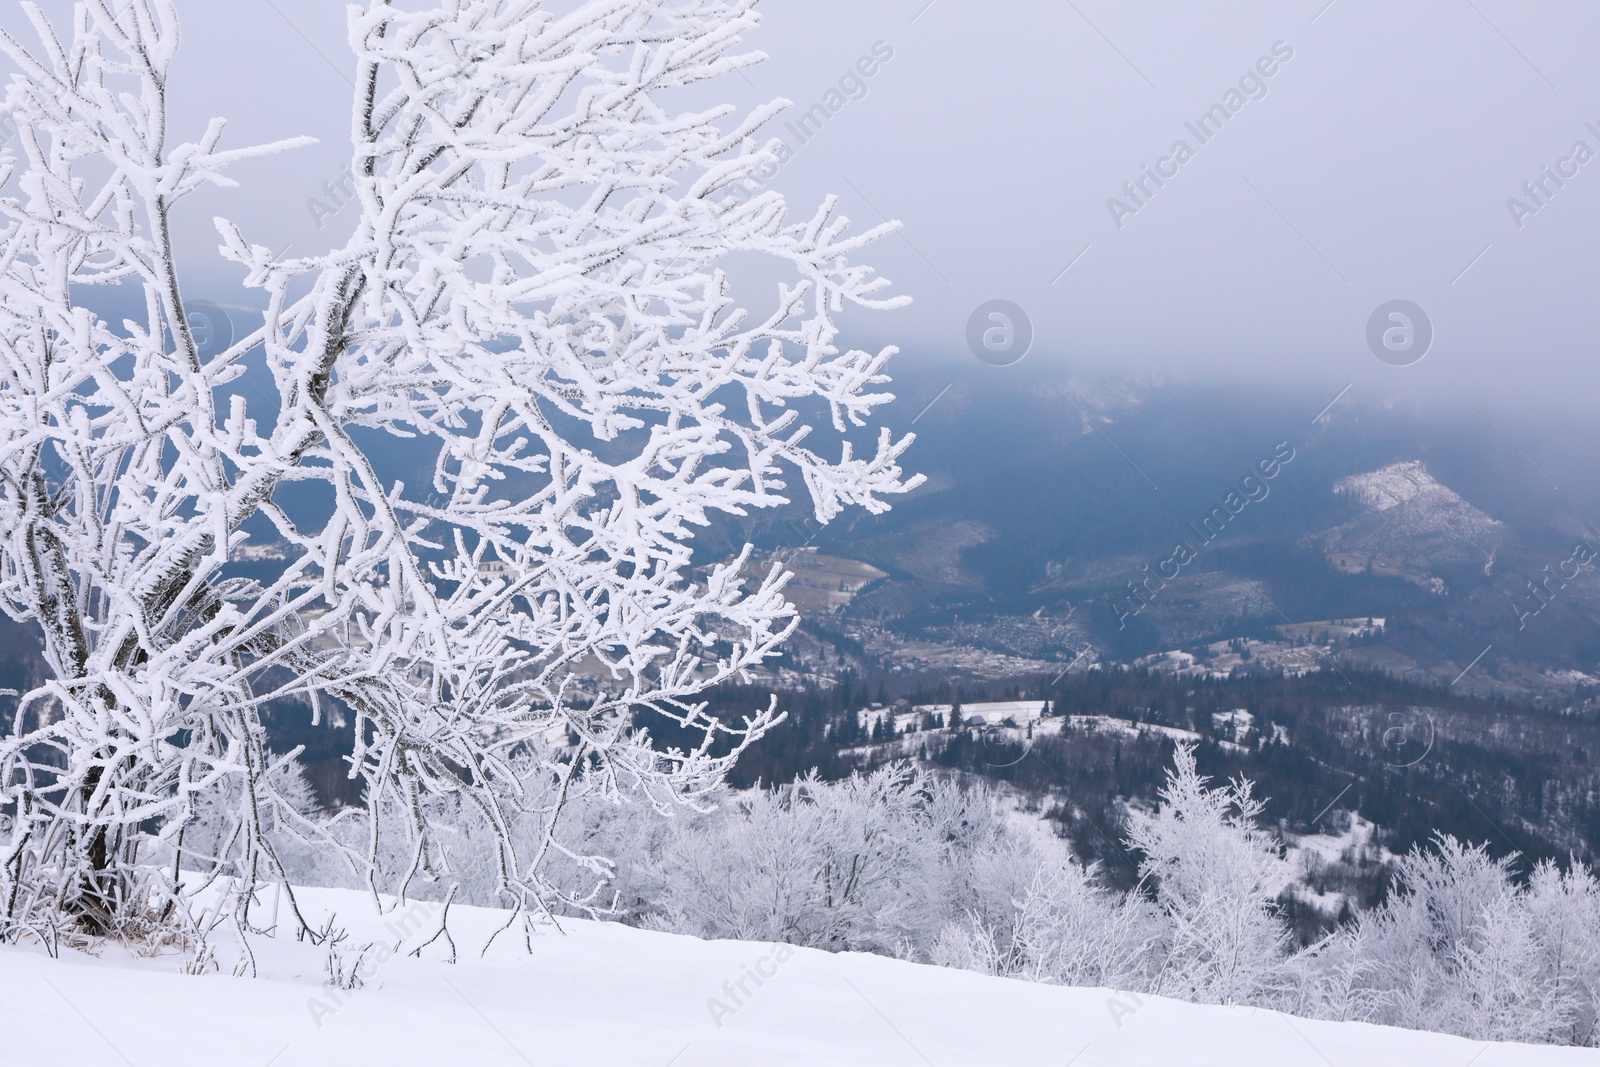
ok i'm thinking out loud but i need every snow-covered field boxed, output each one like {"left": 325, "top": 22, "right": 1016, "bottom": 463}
{"left": 4, "top": 886, "right": 1590, "bottom": 1066}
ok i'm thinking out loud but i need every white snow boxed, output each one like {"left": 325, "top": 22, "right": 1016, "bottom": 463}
{"left": 2, "top": 886, "right": 1588, "bottom": 1066}
{"left": 913, "top": 700, "right": 1050, "bottom": 727}
{"left": 1326, "top": 461, "right": 1505, "bottom": 568}
{"left": 1275, "top": 814, "right": 1391, "bottom": 913}
{"left": 1212, "top": 708, "right": 1254, "bottom": 742}
{"left": 1053, "top": 713, "right": 1251, "bottom": 753}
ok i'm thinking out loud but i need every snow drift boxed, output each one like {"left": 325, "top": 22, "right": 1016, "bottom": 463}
{"left": 2, "top": 884, "right": 1590, "bottom": 1067}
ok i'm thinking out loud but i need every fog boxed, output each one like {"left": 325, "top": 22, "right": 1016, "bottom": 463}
{"left": 8, "top": 0, "right": 1599, "bottom": 416}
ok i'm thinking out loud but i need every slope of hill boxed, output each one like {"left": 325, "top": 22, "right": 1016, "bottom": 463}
{"left": 1324, "top": 460, "right": 1507, "bottom": 572}
{"left": 2, "top": 885, "right": 1589, "bottom": 1066}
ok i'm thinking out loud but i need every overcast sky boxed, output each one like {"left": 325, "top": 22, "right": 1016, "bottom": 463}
{"left": 10, "top": 0, "right": 1600, "bottom": 414}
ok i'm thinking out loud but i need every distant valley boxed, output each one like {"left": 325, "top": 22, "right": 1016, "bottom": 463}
{"left": 707, "top": 371, "right": 1600, "bottom": 710}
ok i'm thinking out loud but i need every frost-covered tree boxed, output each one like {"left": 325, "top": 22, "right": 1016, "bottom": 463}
{"left": 1126, "top": 743, "right": 1294, "bottom": 1005}
{"left": 637, "top": 766, "right": 950, "bottom": 952}
{"left": 0, "top": 0, "right": 916, "bottom": 942}
{"left": 1525, "top": 860, "right": 1600, "bottom": 1046}
{"left": 929, "top": 849, "right": 1158, "bottom": 990}
{"left": 610, "top": 761, "right": 1159, "bottom": 987}
{"left": 1337, "top": 836, "right": 1599, "bottom": 1045}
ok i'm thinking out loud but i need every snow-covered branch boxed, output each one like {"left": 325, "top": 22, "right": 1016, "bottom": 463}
{"left": 0, "top": 0, "right": 918, "bottom": 940}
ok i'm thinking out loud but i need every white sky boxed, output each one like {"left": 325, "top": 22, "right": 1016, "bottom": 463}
{"left": 7, "top": 0, "right": 1600, "bottom": 413}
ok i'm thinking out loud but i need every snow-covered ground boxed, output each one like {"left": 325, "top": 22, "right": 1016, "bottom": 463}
{"left": 4, "top": 886, "right": 1591, "bottom": 1066}
{"left": 914, "top": 700, "right": 1050, "bottom": 726}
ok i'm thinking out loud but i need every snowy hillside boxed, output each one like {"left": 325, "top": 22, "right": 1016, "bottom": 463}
{"left": 4, "top": 886, "right": 1588, "bottom": 1067}
{"left": 1325, "top": 460, "right": 1506, "bottom": 570}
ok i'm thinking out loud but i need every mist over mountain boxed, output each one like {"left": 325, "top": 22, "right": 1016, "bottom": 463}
{"left": 695, "top": 363, "right": 1600, "bottom": 704}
